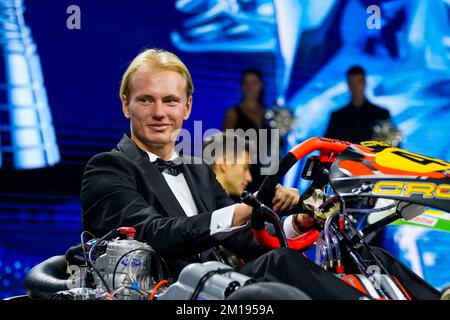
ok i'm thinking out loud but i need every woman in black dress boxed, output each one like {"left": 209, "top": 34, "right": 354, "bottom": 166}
{"left": 223, "top": 69, "right": 270, "bottom": 193}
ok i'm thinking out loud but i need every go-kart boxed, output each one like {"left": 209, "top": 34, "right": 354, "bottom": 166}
{"left": 21, "top": 137, "right": 450, "bottom": 300}
{"left": 243, "top": 137, "right": 449, "bottom": 300}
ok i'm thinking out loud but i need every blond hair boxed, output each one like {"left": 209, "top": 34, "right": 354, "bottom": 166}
{"left": 120, "top": 48, "right": 194, "bottom": 103}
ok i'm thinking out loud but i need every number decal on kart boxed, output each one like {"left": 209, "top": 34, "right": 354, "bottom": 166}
{"left": 375, "top": 148, "right": 450, "bottom": 173}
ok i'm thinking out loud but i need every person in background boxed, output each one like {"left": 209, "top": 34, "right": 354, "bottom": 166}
{"left": 202, "top": 131, "right": 314, "bottom": 267}
{"left": 223, "top": 69, "right": 270, "bottom": 192}
{"left": 324, "top": 65, "right": 393, "bottom": 144}
{"left": 202, "top": 132, "right": 314, "bottom": 237}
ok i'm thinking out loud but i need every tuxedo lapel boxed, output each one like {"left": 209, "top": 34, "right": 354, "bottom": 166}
{"left": 116, "top": 134, "right": 187, "bottom": 218}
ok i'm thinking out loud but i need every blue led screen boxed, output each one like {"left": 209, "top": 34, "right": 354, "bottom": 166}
{"left": 0, "top": 0, "right": 449, "bottom": 298}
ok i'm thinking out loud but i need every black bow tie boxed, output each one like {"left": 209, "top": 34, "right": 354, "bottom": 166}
{"left": 152, "top": 157, "right": 183, "bottom": 176}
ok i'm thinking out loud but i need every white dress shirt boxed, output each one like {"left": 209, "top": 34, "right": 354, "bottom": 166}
{"left": 145, "top": 150, "right": 242, "bottom": 240}
{"left": 145, "top": 150, "right": 299, "bottom": 241}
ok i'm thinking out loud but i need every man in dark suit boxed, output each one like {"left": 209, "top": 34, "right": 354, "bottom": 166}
{"left": 325, "top": 66, "right": 393, "bottom": 144}
{"left": 203, "top": 131, "right": 315, "bottom": 235}
{"left": 81, "top": 49, "right": 439, "bottom": 300}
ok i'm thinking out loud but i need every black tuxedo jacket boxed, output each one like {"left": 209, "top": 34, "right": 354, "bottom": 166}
{"left": 81, "top": 134, "right": 267, "bottom": 276}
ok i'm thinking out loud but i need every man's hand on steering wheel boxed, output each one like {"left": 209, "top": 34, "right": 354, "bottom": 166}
{"left": 272, "top": 184, "right": 300, "bottom": 213}
{"left": 271, "top": 185, "right": 319, "bottom": 235}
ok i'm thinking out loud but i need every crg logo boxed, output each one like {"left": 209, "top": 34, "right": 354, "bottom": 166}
{"left": 373, "top": 181, "right": 450, "bottom": 199}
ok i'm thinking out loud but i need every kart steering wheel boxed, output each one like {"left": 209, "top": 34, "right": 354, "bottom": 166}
{"left": 246, "top": 137, "right": 351, "bottom": 250}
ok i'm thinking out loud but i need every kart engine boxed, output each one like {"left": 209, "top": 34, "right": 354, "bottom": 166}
{"left": 92, "top": 236, "right": 154, "bottom": 299}
{"left": 51, "top": 227, "right": 254, "bottom": 300}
